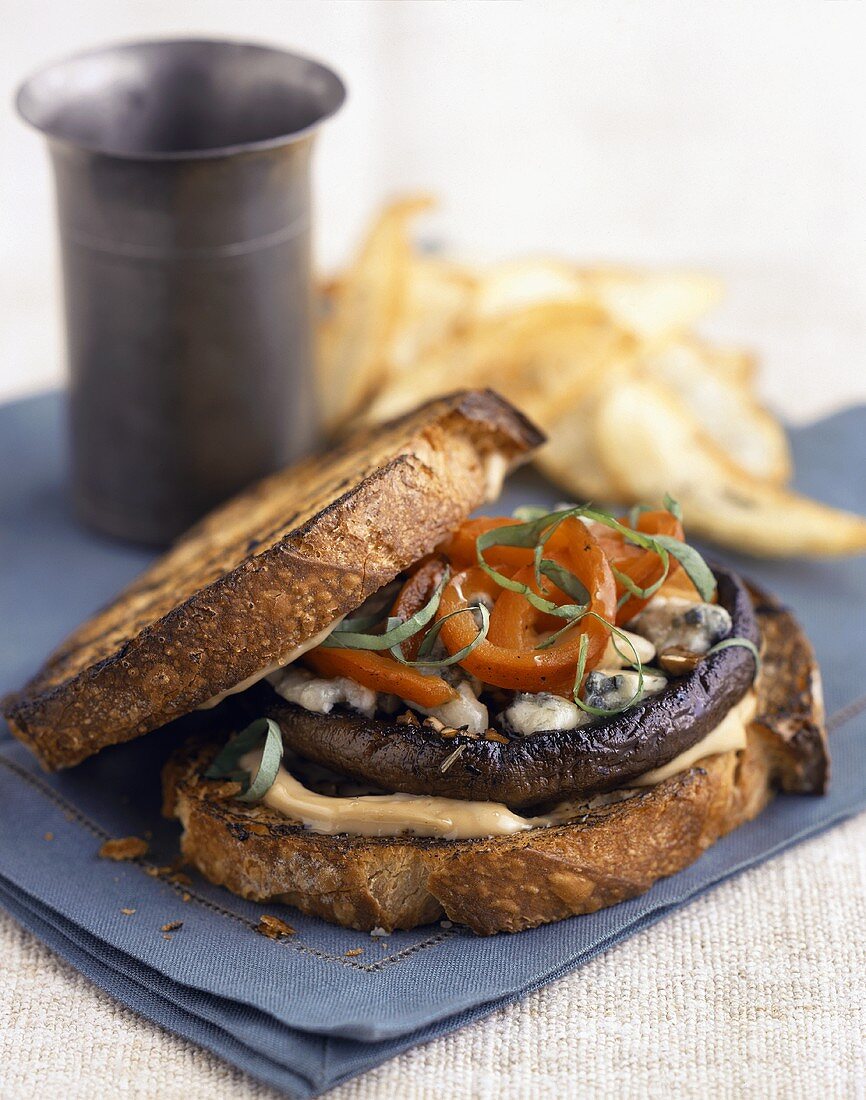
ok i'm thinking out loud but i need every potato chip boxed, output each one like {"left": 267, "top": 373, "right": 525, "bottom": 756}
{"left": 318, "top": 195, "right": 435, "bottom": 429}
{"left": 366, "top": 303, "right": 633, "bottom": 427}
{"left": 534, "top": 367, "right": 631, "bottom": 503}
{"left": 386, "top": 257, "right": 477, "bottom": 376}
{"left": 475, "top": 258, "right": 721, "bottom": 342}
{"left": 592, "top": 378, "right": 866, "bottom": 557}
{"left": 576, "top": 267, "right": 722, "bottom": 343}
{"left": 322, "top": 196, "right": 866, "bottom": 558}
{"left": 691, "top": 339, "right": 757, "bottom": 387}
{"left": 636, "top": 339, "right": 791, "bottom": 484}
{"left": 474, "top": 259, "right": 582, "bottom": 317}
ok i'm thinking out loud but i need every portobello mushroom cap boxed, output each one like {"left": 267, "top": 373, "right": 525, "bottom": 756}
{"left": 244, "top": 567, "right": 760, "bottom": 811}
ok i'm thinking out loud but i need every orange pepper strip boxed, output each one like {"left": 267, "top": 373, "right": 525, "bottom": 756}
{"left": 588, "top": 510, "right": 689, "bottom": 623}
{"left": 488, "top": 518, "right": 616, "bottom": 682}
{"left": 303, "top": 648, "right": 458, "bottom": 708}
{"left": 437, "top": 519, "right": 617, "bottom": 694}
{"left": 485, "top": 565, "right": 560, "bottom": 648}
{"left": 439, "top": 517, "right": 535, "bottom": 572}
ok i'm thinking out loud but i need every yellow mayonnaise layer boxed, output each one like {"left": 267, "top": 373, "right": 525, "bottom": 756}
{"left": 239, "top": 690, "right": 755, "bottom": 840}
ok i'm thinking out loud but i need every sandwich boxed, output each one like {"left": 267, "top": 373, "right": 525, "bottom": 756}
{"left": 2, "top": 389, "right": 828, "bottom": 935}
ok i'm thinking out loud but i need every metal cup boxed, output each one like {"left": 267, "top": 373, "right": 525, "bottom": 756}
{"left": 16, "top": 38, "right": 345, "bottom": 545}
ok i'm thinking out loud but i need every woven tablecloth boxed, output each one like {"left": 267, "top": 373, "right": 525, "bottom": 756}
{"left": 3, "top": 810, "right": 864, "bottom": 1098}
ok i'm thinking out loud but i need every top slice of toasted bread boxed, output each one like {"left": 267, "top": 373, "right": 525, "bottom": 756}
{"left": 3, "top": 390, "right": 543, "bottom": 770}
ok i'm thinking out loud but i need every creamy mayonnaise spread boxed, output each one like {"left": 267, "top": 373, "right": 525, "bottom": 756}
{"left": 239, "top": 689, "right": 756, "bottom": 840}
{"left": 239, "top": 748, "right": 550, "bottom": 839}
{"left": 483, "top": 452, "right": 510, "bottom": 501}
{"left": 630, "top": 690, "right": 755, "bottom": 786}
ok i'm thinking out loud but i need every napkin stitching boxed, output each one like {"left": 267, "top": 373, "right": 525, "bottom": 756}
{"left": 0, "top": 751, "right": 455, "bottom": 973}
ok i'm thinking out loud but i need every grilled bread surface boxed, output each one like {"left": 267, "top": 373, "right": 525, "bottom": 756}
{"left": 163, "top": 587, "right": 828, "bottom": 935}
{"left": 4, "top": 390, "right": 542, "bottom": 770}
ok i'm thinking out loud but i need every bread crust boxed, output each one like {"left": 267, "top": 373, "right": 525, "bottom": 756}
{"left": 3, "top": 391, "right": 542, "bottom": 770}
{"left": 163, "top": 588, "right": 827, "bottom": 935}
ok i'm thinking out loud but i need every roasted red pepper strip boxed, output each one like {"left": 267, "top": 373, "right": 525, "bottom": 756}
{"left": 439, "top": 517, "right": 535, "bottom": 572}
{"left": 303, "top": 648, "right": 458, "bottom": 708}
{"left": 588, "top": 510, "right": 689, "bottom": 622}
{"left": 436, "top": 518, "right": 616, "bottom": 693}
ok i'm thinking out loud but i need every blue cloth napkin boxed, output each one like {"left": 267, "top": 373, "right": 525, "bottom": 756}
{"left": 2, "top": 393, "right": 865, "bottom": 1098}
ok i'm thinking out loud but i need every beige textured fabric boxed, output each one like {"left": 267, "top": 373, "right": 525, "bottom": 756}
{"left": 2, "top": 810, "right": 865, "bottom": 1100}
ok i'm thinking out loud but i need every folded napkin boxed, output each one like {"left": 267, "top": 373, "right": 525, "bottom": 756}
{"left": 2, "top": 393, "right": 865, "bottom": 1098}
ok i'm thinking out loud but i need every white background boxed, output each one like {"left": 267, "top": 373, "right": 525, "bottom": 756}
{"left": 2, "top": 0, "right": 865, "bottom": 421}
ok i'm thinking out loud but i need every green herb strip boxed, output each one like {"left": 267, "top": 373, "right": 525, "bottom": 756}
{"left": 391, "top": 603, "right": 491, "bottom": 669}
{"left": 204, "top": 717, "right": 284, "bottom": 803}
{"left": 705, "top": 636, "right": 761, "bottom": 676}
{"left": 322, "top": 571, "right": 449, "bottom": 651}
{"left": 330, "top": 580, "right": 402, "bottom": 634}
{"left": 611, "top": 559, "right": 670, "bottom": 604}
{"left": 629, "top": 493, "right": 682, "bottom": 527}
{"left": 537, "top": 557, "right": 592, "bottom": 605}
{"left": 627, "top": 503, "right": 654, "bottom": 528}
{"left": 573, "top": 632, "right": 590, "bottom": 704}
{"left": 319, "top": 566, "right": 492, "bottom": 670}
{"left": 532, "top": 513, "right": 593, "bottom": 605}
{"left": 663, "top": 492, "right": 683, "bottom": 521}
{"left": 650, "top": 535, "right": 715, "bottom": 602}
{"left": 475, "top": 516, "right": 591, "bottom": 620}
{"left": 571, "top": 614, "right": 647, "bottom": 717}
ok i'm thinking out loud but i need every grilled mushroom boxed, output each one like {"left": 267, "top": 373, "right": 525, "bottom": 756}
{"left": 241, "top": 568, "right": 759, "bottom": 810}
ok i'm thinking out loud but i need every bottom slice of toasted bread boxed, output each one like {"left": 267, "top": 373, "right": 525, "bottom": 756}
{"left": 162, "top": 586, "right": 827, "bottom": 935}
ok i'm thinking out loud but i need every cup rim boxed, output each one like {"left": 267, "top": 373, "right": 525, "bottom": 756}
{"left": 15, "top": 36, "right": 347, "bottom": 161}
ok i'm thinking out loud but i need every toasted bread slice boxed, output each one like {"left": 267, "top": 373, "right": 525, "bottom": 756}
{"left": 3, "top": 391, "right": 542, "bottom": 771}
{"left": 163, "top": 587, "right": 827, "bottom": 935}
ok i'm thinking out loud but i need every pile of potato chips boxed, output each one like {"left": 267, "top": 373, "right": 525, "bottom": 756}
{"left": 318, "top": 196, "right": 866, "bottom": 557}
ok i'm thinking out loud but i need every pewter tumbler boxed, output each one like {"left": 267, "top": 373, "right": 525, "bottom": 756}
{"left": 17, "top": 39, "right": 345, "bottom": 544}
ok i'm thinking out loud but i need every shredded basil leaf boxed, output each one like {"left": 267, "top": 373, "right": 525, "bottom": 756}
{"left": 650, "top": 535, "right": 716, "bottom": 602}
{"left": 627, "top": 503, "right": 654, "bottom": 528}
{"left": 322, "top": 570, "right": 449, "bottom": 651}
{"left": 531, "top": 511, "right": 569, "bottom": 593}
{"left": 331, "top": 580, "right": 402, "bottom": 633}
{"left": 391, "top": 603, "right": 491, "bottom": 668}
{"left": 537, "top": 558, "right": 592, "bottom": 605}
{"left": 706, "top": 636, "right": 761, "bottom": 676}
{"left": 475, "top": 503, "right": 716, "bottom": 619}
{"left": 240, "top": 719, "right": 285, "bottom": 802}
{"left": 533, "top": 616, "right": 582, "bottom": 651}
{"left": 476, "top": 513, "right": 592, "bottom": 620}
{"left": 572, "top": 632, "right": 590, "bottom": 703}
{"left": 571, "top": 614, "right": 647, "bottom": 717}
{"left": 663, "top": 492, "right": 683, "bottom": 521}
{"left": 611, "top": 557, "right": 671, "bottom": 603}
{"left": 529, "top": 514, "right": 593, "bottom": 610}
{"left": 204, "top": 717, "right": 284, "bottom": 803}
{"left": 610, "top": 630, "right": 641, "bottom": 668}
